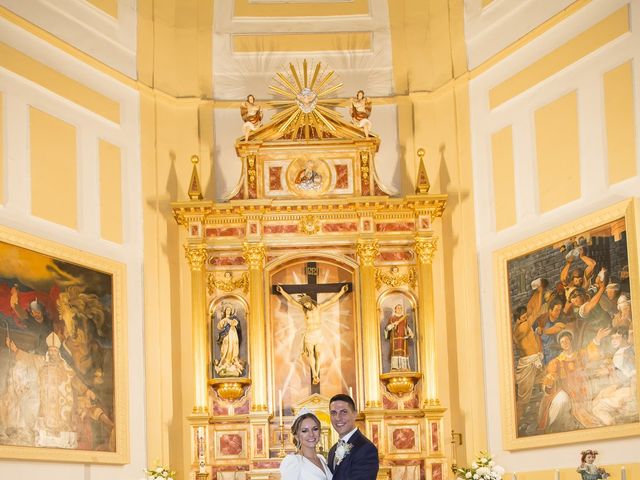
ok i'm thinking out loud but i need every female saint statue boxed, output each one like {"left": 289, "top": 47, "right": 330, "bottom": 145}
{"left": 214, "top": 304, "right": 244, "bottom": 377}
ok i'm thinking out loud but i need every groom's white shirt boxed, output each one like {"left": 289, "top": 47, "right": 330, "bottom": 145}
{"left": 339, "top": 427, "right": 358, "bottom": 443}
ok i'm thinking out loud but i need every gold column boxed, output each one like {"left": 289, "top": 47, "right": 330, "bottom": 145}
{"left": 414, "top": 235, "right": 439, "bottom": 406}
{"left": 184, "top": 242, "right": 209, "bottom": 413}
{"left": 356, "top": 238, "right": 381, "bottom": 408}
{"left": 242, "top": 242, "right": 268, "bottom": 411}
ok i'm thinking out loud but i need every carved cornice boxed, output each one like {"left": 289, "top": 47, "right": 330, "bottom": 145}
{"left": 414, "top": 236, "right": 438, "bottom": 264}
{"left": 375, "top": 266, "right": 416, "bottom": 289}
{"left": 242, "top": 243, "right": 266, "bottom": 268}
{"left": 207, "top": 271, "right": 249, "bottom": 295}
{"left": 356, "top": 239, "right": 379, "bottom": 267}
{"left": 184, "top": 244, "right": 208, "bottom": 271}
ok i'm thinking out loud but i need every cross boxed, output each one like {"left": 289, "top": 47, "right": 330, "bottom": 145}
{"left": 272, "top": 261, "right": 352, "bottom": 393}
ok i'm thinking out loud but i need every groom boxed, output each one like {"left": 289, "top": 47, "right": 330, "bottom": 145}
{"left": 328, "top": 393, "right": 379, "bottom": 480}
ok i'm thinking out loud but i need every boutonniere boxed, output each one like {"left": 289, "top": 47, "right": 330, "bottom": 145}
{"left": 335, "top": 442, "right": 352, "bottom": 465}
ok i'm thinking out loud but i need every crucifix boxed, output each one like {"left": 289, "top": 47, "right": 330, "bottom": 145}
{"left": 272, "top": 262, "right": 352, "bottom": 392}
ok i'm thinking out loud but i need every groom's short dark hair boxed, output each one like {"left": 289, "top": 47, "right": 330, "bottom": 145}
{"left": 330, "top": 393, "right": 356, "bottom": 411}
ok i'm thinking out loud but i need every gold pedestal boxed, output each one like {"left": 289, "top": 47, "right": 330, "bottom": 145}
{"left": 209, "top": 378, "right": 251, "bottom": 401}
{"left": 380, "top": 371, "right": 422, "bottom": 395}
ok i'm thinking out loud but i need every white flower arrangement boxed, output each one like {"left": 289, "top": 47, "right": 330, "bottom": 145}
{"left": 335, "top": 442, "right": 353, "bottom": 466}
{"left": 144, "top": 465, "right": 175, "bottom": 480}
{"left": 456, "top": 452, "right": 505, "bottom": 480}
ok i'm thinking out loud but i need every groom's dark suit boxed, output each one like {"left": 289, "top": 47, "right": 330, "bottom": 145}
{"left": 328, "top": 429, "right": 379, "bottom": 480}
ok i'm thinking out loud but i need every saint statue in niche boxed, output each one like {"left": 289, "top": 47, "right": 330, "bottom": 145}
{"left": 384, "top": 304, "right": 415, "bottom": 371}
{"left": 214, "top": 303, "right": 244, "bottom": 377}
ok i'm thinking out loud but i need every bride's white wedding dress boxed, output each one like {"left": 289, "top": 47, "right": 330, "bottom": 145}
{"left": 279, "top": 453, "right": 333, "bottom": 480}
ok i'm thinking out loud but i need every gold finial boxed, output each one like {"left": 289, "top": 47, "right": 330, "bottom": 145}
{"left": 415, "top": 148, "right": 431, "bottom": 194}
{"left": 188, "top": 155, "right": 204, "bottom": 200}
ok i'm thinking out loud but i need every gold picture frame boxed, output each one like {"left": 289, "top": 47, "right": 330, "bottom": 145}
{"left": 0, "top": 226, "right": 129, "bottom": 463}
{"left": 495, "top": 198, "right": 639, "bottom": 450}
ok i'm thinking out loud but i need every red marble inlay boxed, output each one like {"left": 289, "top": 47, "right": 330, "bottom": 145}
{"left": 431, "top": 422, "right": 440, "bottom": 451}
{"left": 379, "top": 251, "right": 414, "bottom": 261}
{"left": 392, "top": 428, "right": 415, "bottom": 450}
{"left": 361, "top": 177, "right": 369, "bottom": 195}
{"left": 420, "top": 216, "right": 431, "bottom": 229}
{"left": 250, "top": 223, "right": 257, "bottom": 234}
{"left": 206, "top": 226, "right": 245, "bottom": 237}
{"left": 264, "top": 224, "right": 299, "bottom": 234}
{"left": 256, "top": 428, "right": 263, "bottom": 454}
{"left": 248, "top": 181, "right": 257, "bottom": 199}
{"left": 190, "top": 224, "right": 199, "bottom": 236}
{"left": 432, "top": 463, "right": 442, "bottom": 480}
{"left": 209, "top": 256, "right": 246, "bottom": 266}
{"left": 322, "top": 222, "right": 358, "bottom": 233}
{"left": 219, "top": 433, "right": 243, "bottom": 455}
{"left": 376, "top": 222, "right": 415, "bottom": 232}
{"left": 374, "top": 180, "right": 385, "bottom": 196}
{"left": 403, "top": 395, "right": 419, "bottom": 409}
{"left": 362, "top": 219, "right": 371, "bottom": 231}
{"left": 269, "top": 166, "right": 283, "bottom": 190}
{"left": 382, "top": 395, "right": 398, "bottom": 410}
{"left": 371, "top": 424, "right": 379, "bottom": 446}
{"left": 335, "top": 164, "right": 349, "bottom": 189}
{"left": 211, "top": 402, "right": 228, "bottom": 416}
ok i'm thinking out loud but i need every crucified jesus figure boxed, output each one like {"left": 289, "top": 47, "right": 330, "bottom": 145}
{"left": 276, "top": 283, "right": 349, "bottom": 385}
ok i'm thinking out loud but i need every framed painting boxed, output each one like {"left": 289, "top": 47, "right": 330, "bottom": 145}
{"left": 495, "top": 199, "right": 639, "bottom": 449}
{"left": 0, "top": 226, "right": 128, "bottom": 463}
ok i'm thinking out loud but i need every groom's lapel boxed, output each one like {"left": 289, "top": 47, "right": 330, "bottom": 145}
{"left": 328, "top": 444, "right": 336, "bottom": 473}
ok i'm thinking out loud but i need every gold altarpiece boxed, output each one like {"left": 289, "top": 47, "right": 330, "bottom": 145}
{"left": 172, "top": 62, "right": 449, "bottom": 480}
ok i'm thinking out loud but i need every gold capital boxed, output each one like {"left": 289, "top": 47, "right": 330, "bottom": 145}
{"left": 356, "top": 239, "right": 379, "bottom": 266}
{"left": 184, "top": 244, "right": 208, "bottom": 271}
{"left": 242, "top": 243, "right": 266, "bottom": 268}
{"left": 414, "top": 236, "right": 438, "bottom": 264}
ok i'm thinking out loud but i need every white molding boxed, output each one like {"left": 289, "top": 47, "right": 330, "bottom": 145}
{"left": 212, "top": 0, "right": 394, "bottom": 99}
{"left": 0, "top": 0, "right": 137, "bottom": 77}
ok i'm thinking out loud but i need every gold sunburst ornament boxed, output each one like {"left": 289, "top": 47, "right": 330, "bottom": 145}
{"left": 266, "top": 60, "right": 350, "bottom": 140}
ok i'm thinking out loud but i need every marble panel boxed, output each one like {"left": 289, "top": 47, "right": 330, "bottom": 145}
{"left": 322, "top": 222, "right": 358, "bottom": 233}
{"left": 376, "top": 222, "right": 414, "bottom": 232}
{"left": 264, "top": 224, "right": 298, "bottom": 234}
{"left": 219, "top": 433, "right": 243, "bottom": 456}
{"left": 335, "top": 164, "right": 349, "bottom": 189}
{"left": 431, "top": 422, "right": 440, "bottom": 452}
{"left": 392, "top": 428, "right": 415, "bottom": 450}
{"left": 269, "top": 166, "right": 283, "bottom": 190}
{"left": 210, "top": 256, "right": 246, "bottom": 266}
{"left": 206, "top": 226, "right": 246, "bottom": 237}
{"left": 432, "top": 463, "right": 442, "bottom": 480}
{"left": 379, "top": 251, "right": 414, "bottom": 262}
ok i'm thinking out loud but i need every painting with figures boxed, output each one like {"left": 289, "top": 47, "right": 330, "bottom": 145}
{"left": 496, "top": 200, "right": 639, "bottom": 449}
{"left": 268, "top": 257, "right": 358, "bottom": 414}
{"left": 0, "top": 227, "right": 128, "bottom": 463}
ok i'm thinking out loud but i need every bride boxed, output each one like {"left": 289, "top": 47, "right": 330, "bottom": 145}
{"left": 280, "top": 409, "right": 332, "bottom": 480}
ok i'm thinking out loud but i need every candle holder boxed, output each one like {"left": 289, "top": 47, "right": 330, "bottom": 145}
{"left": 277, "top": 423, "right": 287, "bottom": 458}
{"left": 450, "top": 430, "right": 463, "bottom": 473}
